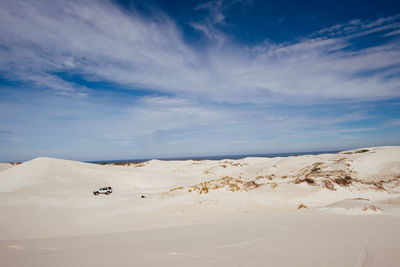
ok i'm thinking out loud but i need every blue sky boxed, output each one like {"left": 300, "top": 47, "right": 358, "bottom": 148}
{"left": 0, "top": 0, "right": 399, "bottom": 161}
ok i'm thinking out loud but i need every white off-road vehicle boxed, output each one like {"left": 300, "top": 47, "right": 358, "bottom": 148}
{"left": 93, "top": 187, "right": 112, "bottom": 195}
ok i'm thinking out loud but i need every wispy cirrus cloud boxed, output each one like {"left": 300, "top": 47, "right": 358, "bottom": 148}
{"left": 312, "top": 14, "right": 400, "bottom": 38}
{"left": 0, "top": 0, "right": 399, "bottom": 160}
{"left": 0, "top": 0, "right": 399, "bottom": 104}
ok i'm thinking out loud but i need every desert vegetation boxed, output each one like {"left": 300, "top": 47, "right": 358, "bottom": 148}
{"left": 289, "top": 159, "right": 359, "bottom": 190}
{"left": 298, "top": 203, "right": 308, "bottom": 209}
{"left": 168, "top": 155, "right": 399, "bottom": 196}
{"left": 223, "top": 161, "right": 248, "bottom": 167}
{"left": 95, "top": 161, "right": 148, "bottom": 167}
{"left": 362, "top": 205, "right": 383, "bottom": 212}
{"left": 342, "top": 149, "right": 370, "bottom": 154}
{"left": 170, "top": 176, "right": 261, "bottom": 194}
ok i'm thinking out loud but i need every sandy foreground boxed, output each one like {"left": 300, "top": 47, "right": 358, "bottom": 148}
{"left": 0, "top": 146, "right": 399, "bottom": 266}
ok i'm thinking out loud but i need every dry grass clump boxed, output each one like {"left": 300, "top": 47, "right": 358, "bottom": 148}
{"left": 133, "top": 162, "right": 148, "bottom": 167}
{"left": 244, "top": 181, "right": 260, "bottom": 189}
{"left": 229, "top": 162, "right": 248, "bottom": 167}
{"left": 362, "top": 205, "right": 383, "bottom": 212}
{"left": 96, "top": 161, "right": 146, "bottom": 166}
{"left": 323, "top": 180, "right": 336, "bottom": 191}
{"left": 308, "top": 162, "right": 324, "bottom": 172}
{"left": 343, "top": 149, "right": 369, "bottom": 154}
{"left": 199, "top": 183, "right": 209, "bottom": 194}
{"left": 295, "top": 175, "right": 352, "bottom": 190}
{"left": 113, "top": 161, "right": 134, "bottom": 166}
{"left": 294, "top": 162, "right": 324, "bottom": 185}
{"left": 304, "top": 178, "right": 316, "bottom": 185}
{"left": 254, "top": 176, "right": 278, "bottom": 189}
{"left": 295, "top": 177, "right": 316, "bottom": 185}
{"left": 177, "top": 176, "right": 261, "bottom": 194}
{"left": 333, "top": 176, "right": 353, "bottom": 187}
{"left": 362, "top": 181, "right": 386, "bottom": 191}
{"left": 170, "top": 186, "right": 185, "bottom": 192}
{"left": 372, "top": 181, "right": 385, "bottom": 191}
{"left": 297, "top": 203, "right": 308, "bottom": 209}
{"left": 360, "top": 177, "right": 400, "bottom": 192}
{"left": 292, "top": 159, "right": 361, "bottom": 190}
{"left": 255, "top": 175, "right": 275, "bottom": 181}
{"left": 310, "top": 166, "right": 322, "bottom": 173}
{"left": 185, "top": 182, "right": 211, "bottom": 194}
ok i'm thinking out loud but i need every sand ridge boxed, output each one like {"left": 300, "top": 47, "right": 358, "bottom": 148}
{"left": 0, "top": 146, "right": 400, "bottom": 266}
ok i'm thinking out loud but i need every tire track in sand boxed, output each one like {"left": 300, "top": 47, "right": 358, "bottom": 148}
{"left": 354, "top": 236, "right": 374, "bottom": 267}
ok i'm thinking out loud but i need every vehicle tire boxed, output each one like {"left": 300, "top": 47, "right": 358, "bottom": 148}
{"left": 94, "top": 192, "right": 98, "bottom": 195}
{"left": 106, "top": 191, "right": 110, "bottom": 195}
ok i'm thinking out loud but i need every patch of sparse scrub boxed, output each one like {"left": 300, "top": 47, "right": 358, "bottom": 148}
{"left": 96, "top": 161, "right": 146, "bottom": 166}
{"left": 333, "top": 176, "right": 353, "bottom": 187}
{"left": 170, "top": 176, "right": 261, "bottom": 194}
{"left": 298, "top": 203, "right": 308, "bottom": 209}
{"left": 323, "top": 180, "right": 335, "bottom": 191}
{"left": 343, "top": 149, "right": 369, "bottom": 154}
{"left": 291, "top": 158, "right": 399, "bottom": 192}
{"left": 170, "top": 186, "right": 185, "bottom": 192}
{"left": 362, "top": 181, "right": 386, "bottom": 191}
{"left": 255, "top": 175, "right": 275, "bottom": 181}
{"left": 253, "top": 176, "right": 280, "bottom": 189}
{"left": 362, "top": 206, "right": 383, "bottom": 212}
{"left": 244, "top": 181, "right": 260, "bottom": 189}
{"left": 364, "top": 178, "right": 400, "bottom": 192}
{"left": 295, "top": 177, "right": 316, "bottom": 185}
{"left": 222, "top": 161, "right": 248, "bottom": 167}
{"left": 172, "top": 155, "right": 398, "bottom": 195}
{"left": 292, "top": 160, "right": 359, "bottom": 190}
{"left": 355, "top": 149, "right": 369, "bottom": 153}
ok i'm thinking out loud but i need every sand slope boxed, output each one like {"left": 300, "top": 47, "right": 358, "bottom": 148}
{"left": 0, "top": 146, "right": 399, "bottom": 266}
{"left": 0, "top": 163, "right": 13, "bottom": 173}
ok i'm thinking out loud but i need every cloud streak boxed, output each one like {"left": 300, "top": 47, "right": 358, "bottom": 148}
{"left": 0, "top": 0, "right": 399, "bottom": 161}
{"left": 0, "top": 0, "right": 399, "bottom": 104}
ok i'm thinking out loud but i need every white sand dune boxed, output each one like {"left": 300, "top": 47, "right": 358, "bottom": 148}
{"left": 0, "top": 163, "right": 13, "bottom": 173}
{"left": 0, "top": 146, "right": 399, "bottom": 266}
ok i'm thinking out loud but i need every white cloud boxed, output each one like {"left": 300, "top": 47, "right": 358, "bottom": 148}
{"left": 0, "top": 0, "right": 400, "bottom": 161}
{"left": 312, "top": 14, "right": 400, "bottom": 38}
{"left": 0, "top": 0, "right": 399, "bottom": 104}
